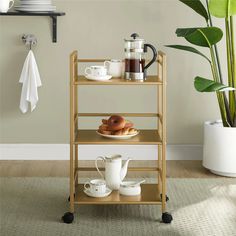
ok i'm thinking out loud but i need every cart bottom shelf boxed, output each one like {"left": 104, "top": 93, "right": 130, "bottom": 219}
{"left": 74, "top": 184, "right": 161, "bottom": 205}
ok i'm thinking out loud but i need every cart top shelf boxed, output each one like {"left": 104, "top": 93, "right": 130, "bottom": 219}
{"left": 74, "top": 75, "right": 162, "bottom": 85}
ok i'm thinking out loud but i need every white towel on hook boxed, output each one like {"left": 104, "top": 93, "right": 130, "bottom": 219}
{"left": 19, "top": 50, "right": 42, "bottom": 113}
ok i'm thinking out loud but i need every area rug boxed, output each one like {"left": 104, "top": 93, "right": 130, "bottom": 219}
{"left": 0, "top": 178, "right": 236, "bottom": 236}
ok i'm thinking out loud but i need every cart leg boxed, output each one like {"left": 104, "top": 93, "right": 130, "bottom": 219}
{"left": 158, "top": 145, "right": 162, "bottom": 195}
{"left": 68, "top": 145, "right": 78, "bottom": 201}
{"left": 159, "top": 146, "right": 169, "bottom": 203}
{"left": 75, "top": 145, "right": 78, "bottom": 184}
{"left": 62, "top": 144, "right": 75, "bottom": 224}
{"left": 161, "top": 143, "right": 172, "bottom": 224}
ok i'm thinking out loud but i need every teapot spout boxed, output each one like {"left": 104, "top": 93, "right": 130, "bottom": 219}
{"left": 120, "top": 158, "right": 132, "bottom": 181}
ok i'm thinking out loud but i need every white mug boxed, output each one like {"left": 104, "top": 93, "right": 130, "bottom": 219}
{"left": 0, "top": 0, "right": 14, "bottom": 13}
{"left": 85, "top": 66, "right": 107, "bottom": 77}
{"left": 104, "top": 60, "right": 123, "bottom": 77}
{"left": 84, "top": 179, "right": 106, "bottom": 194}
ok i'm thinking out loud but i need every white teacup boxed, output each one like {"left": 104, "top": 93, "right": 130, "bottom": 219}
{"left": 104, "top": 60, "right": 123, "bottom": 77}
{"left": 85, "top": 66, "right": 107, "bottom": 77}
{"left": 0, "top": 0, "right": 14, "bottom": 13}
{"left": 84, "top": 179, "right": 106, "bottom": 194}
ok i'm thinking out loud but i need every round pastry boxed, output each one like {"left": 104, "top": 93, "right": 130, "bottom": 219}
{"left": 114, "top": 127, "right": 129, "bottom": 135}
{"left": 122, "top": 127, "right": 130, "bottom": 135}
{"left": 98, "top": 130, "right": 112, "bottom": 135}
{"left": 99, "top": 124, "right": 109, "bottom": 131}
{"left": 107, "top": 115, "right": 126, "bottom": 131}
{"left": 128, "top": 128, "right": 137, "bottom": 135}
{"left": 114, "top": 129, "right": 123, "bottom": 135}
{"left": 102, "top": 119, "right": 108, "bottom": 125}
{"left": 124, "top": 120, "right": 133, "bottom": 128}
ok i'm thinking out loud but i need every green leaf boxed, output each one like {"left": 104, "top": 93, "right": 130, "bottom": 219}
{"left": 194, "top": 76, "right": 235, "bottom": 92}
{"left": 179, "top": 0, "right": 209, "bottom": 21}
{"left": 176, "top": 27, "right": 223, "bottom": 47}
{"left": 209, "top": 0, "right": 236, "bottom": 18}
{"left": 166, "top": 45, "right": 211, "bottom": 63}
{"left": 176, "top": 28, "right": 197, "bottom": 37}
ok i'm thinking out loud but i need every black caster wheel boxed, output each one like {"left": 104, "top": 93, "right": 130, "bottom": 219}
{"left": 162, "top": 212, "right": 173, "bottom": 224}
{"left": 62, "top": 212, "right": 74, "bottom": 224}
{"left": 68, "top": 194, "right": 75, "bottom": 202}
{"left": 160, "top": 194, "right": 169, "bottom": 202}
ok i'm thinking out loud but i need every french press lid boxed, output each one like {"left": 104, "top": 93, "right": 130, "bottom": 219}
{"left": 124, "top": 33, "right": 145, "bottom": 53}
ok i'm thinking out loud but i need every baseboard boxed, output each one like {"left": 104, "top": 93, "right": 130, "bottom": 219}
{"left": 0, "top": 144, "right": 202, "bottom": 160}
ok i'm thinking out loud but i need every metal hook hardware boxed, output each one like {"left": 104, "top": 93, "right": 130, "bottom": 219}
{"left": 22, "top": 34, "right": 37, "bottom": 50}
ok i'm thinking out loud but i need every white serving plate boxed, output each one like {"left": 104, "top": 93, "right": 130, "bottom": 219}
{"left": 15, "top": 6, "right": 56, "bottom": 9}
{"left": 96, "top": 130, "right": 139, "bottom": 140}
{"left": 20, "top": 0, "right": 51, "bottom": 1}
{"left": 20, "top": 0, "right": 52, "bottom": 3}
{"left": 85, "top": 74, "right": 112, "bottom": 81}
{"left": 15, "top": 4, "right": 55, "bottom": 7}
{"left": 15, "top": 7, "right": 56, "bottom": 12}
{"left": 19, "top": 1, "right": 52, "bottom": 5}
{"left": 84, "top": 188, "right": 112, "bottom": 198}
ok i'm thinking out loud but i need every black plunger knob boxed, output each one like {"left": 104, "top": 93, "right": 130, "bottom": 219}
{"left": 131, "top": 33, "right": 139, "bottom": 39}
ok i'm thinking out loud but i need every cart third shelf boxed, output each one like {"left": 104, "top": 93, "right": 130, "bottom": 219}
{"left": 74, "top": 184, "right": 161, "bottom": 205}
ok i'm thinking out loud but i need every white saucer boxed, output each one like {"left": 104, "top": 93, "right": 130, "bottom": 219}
{"left": 84, "top": 188, "right": 112, "bottom": 198}
{"left": 96, "top": 130, "right": 139, "bottom": 140}
{"left": 85, "top": 74, "right": 112, "bottom": 81}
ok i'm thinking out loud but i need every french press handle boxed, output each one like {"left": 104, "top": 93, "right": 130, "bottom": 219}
{"left": 143, "top": 44, "right": 157, "bottom": 72}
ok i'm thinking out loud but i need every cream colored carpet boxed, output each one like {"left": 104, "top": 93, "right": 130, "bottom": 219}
{"left": 0, "top": 178, "right": 236, "bottom": 236}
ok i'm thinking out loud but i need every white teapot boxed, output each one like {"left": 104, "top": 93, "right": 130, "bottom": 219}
{"left": 95, "top": 154, "right": 131, "bottom": 190}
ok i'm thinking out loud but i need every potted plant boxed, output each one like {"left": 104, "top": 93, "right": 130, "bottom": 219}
{"left": 167, "top": 0, "right": 236, "bottom": 177}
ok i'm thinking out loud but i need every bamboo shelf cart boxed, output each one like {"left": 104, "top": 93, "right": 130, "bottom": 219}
{"left": 62, "top": 51, "right": 173, "bottom": 224}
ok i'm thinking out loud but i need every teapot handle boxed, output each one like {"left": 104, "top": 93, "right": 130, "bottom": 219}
{"left": 95, "top": 156, "right": 105, "bottom": 179}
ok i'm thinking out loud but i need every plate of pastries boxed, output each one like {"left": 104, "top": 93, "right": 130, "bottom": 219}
{"left": 97, "top": 115, "right": 139, "bottom": 140}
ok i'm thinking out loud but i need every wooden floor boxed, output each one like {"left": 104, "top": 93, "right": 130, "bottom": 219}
{"left": 0, "top": 160, "right": 222, "bottom": 178}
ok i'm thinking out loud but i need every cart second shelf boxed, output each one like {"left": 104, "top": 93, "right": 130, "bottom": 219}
{"left": 74, "top": 184, "right": 161, "bottom": 205}
{"left": 74, "top": 130, "right": 162, "bottom": 145}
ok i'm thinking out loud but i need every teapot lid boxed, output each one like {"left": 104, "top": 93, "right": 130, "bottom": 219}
{"left": 105, "top": 154, "right": 122, "bottom": 162}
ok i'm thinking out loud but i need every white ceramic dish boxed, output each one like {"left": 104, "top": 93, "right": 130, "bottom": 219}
{"left": 96, "top": 130, "right": 139, "bottom": 140}
{"left": 20, "top": 1, "right": 52, "bottom": 6}
{"left": 20, "top": 0, "right": 51, "bottom": 1}
{"left": 16, "top": 5, "right": 53, "bottom": 7}
{"left": 15, "top": 8, "right": 56, "bottom": 12}
{"left": 19, "top": 1, "right": 52, "bottom": 4}
{"left": 85, "top": 74, "right": 112, "bottom": 81}
{"left": 84, "top": 187, "right": 112, "bottom": 198}
{"left": 119, "top": 181, "right": 142, "bottom": 196}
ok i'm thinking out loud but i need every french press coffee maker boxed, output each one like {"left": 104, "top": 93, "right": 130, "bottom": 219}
{"left": 124, "top": 33, "right": 157, "bottom": 81}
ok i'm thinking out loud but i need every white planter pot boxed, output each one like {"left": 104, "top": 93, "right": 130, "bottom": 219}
{"left": 203, "top": 120, "right": 236, "bottom": 177}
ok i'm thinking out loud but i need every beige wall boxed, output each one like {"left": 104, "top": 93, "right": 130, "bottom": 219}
{"left": 0, "top": 0, "right": 223, "bottom": 144}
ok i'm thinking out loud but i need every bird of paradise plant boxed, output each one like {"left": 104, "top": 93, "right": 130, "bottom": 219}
{"left": 167, "top": 0, "right": 236, "bottom": 127}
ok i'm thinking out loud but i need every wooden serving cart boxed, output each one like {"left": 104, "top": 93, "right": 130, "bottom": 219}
{"left": 62, "top": 51, "right": 173, "bottom": 224}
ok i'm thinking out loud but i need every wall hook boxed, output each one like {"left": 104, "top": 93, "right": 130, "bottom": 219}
{"left": 22, "top": 34, "right": 37, "bottom": 50}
